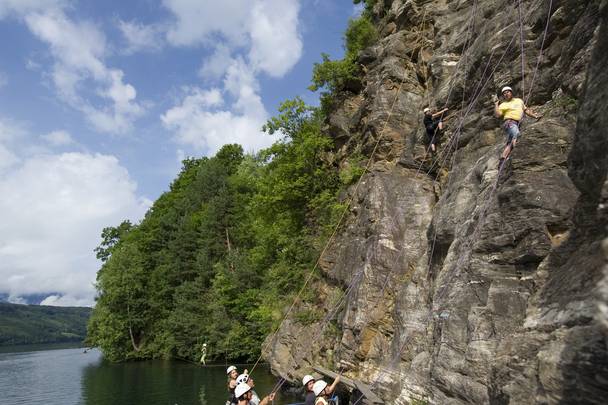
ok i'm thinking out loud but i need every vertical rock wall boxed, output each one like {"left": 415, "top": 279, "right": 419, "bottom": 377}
{"left": 264, "top": 0, "right": 608, "bottom": 403}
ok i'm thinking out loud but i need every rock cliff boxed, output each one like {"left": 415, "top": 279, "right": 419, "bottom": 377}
{"left": 264, "top": 0, "right": 608, "bottom": 403}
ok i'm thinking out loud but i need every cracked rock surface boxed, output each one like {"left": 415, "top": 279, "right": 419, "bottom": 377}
{"left": 264, "top": 1, "right": 608, "bottom": 403}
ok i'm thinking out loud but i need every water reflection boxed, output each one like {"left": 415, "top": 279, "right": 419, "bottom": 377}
{"left": 0, "top": 347, "right": 299, "bottom": 405}
{"left": 79, "top": 354, "right": 298, "bottom": 405}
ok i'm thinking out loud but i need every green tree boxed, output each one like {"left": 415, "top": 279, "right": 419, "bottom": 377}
{"left": 310, "top": 13, "right": 377, "bottom": 113}
{"left": 94, "top": 220, "right": 133, "bottom": 262}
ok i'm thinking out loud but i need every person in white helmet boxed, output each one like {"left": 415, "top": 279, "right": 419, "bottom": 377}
{"left": 423, "top": 106, "right": 449, "bottom": 153}
{"left": 199, "top": 343, "right": 207, "bottom": 365}
{"left": 226, "top": 365, "right": 248, "bottom": 403}
{"left": 493, "top": 86, "right": 541, "bottom": 166}
{"left": 235, "top": 374, "right": 265, "bottom": 405}
{"left": 312, "top": 380, "right": 332, "bottom": 405}
{"left": 303, "top": 374, "right": 316, "bottom": 405}
{"left": 234, "top": 381, "right": 276, "bottom": 405}
{"left": 306, "top": 376, "right": 340, "bottom": 405}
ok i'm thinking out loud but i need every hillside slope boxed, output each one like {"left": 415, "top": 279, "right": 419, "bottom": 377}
{"left": 0, "top": 302, "right": 91, "bottom": 346}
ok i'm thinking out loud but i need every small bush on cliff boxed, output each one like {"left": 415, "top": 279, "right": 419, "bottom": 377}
{"left": 353, "top": 0, "right": 377, "bottom": 16}
{"left": 310, "top": 13, "right": 377, "bottom": 113}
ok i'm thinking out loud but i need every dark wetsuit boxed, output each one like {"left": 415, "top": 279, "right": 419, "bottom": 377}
{"left": 304, "top": 391, "right": 315, "bottom": 405}
{"left": 228, "top": 386, "right": 237, "bottom": 405}
{"left": 424, "top": 115, "right": 442, "bottom": 144}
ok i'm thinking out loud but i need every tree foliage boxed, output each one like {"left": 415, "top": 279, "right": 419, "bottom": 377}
{"left": 88, "top": 99, "right": 345, "bottom": 363}
{"left": 310, "top": 9, "right": 377, "bottom": 112}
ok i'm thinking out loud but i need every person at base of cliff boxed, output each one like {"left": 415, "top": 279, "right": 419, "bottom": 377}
{"left": 303, "top": 374, "right": 340, "bottom": 405}
{"left": 236, "top": 373, "right": 265, "bottom": 405}
{"left": 234, "top": 382, "right": 276, "bottom": 405}
{"left": 423, "top": 106, "right": 449, "bottom": 153}
{"left": 227, "top": 365, "right": 248, "bottom": 404}
{"left": 312, "top": 380, "right": 337, "bottom": 405}
{"left": 494, "top": 86, "right": 541, "bottom": 167}
{"left": 199, "top": 343, "right": 207, "bottom": 365}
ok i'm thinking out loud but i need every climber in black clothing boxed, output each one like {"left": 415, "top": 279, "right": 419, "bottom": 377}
{"left": 423, "top": 107, "right": 449, "bottom": 153}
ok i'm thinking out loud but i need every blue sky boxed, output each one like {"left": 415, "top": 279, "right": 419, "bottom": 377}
{"left": 0, "top": 0, "right": 361, "bottom": 306}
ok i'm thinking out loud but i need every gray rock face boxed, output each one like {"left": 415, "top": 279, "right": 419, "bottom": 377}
{"left": 264, "top": 0, "right": 608, "bottom": 403}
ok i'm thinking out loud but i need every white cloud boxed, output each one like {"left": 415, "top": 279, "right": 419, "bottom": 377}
{"left": 248, "top": 0, "right": 302, "bottom": 77}
{"left": 0, "top": 151, "right": 149, "bottom": 306}
{"left": 161, "top": 1, "right": 301, "bottom": 156}
{"left": 7, "top": 294, "right": 27, "bottom": 305}
{"left": 199, "top": 44, "right": 234, "bottom": 81}
{"left": 163, "top": 0, "right": 251, "bottom": 47}
{"left": 41, "top": 130, "right": 74, "bottom": 146}
{"left": 40, "top": 294, "right": 93, "bottom": 307}
{"left": 0, "top": 0, "right": 66, "bottom": 18}
{"left": 164, "top": 0, "right": 302, "bottom": 78}
{"left": 118, "top": 20, "right": 165, "bottom": 54}
{"left": 0, "top": 144, "right": 20, "bottom": 171}
{"left": 0, "top": 117, "right": 26, "bottom": 171}
{"left": 0, "top": 4, "right": 145, "bottom": 134}
{"left": 161, "top": 62, "right": 277, "bottom": 155}
{"left": 0, "top": 116, "right": 149, "bottom": 306}
{"left": 25, "top": 10, "right": 145, "bottom": 133}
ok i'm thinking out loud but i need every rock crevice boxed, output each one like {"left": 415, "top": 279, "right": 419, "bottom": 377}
{"left": 264, "top": 1, "right": 608, "bottom": 403}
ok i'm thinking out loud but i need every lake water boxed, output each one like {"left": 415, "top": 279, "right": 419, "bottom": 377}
{"left": 0, "top": 346, "right": 301, "bottom": 404}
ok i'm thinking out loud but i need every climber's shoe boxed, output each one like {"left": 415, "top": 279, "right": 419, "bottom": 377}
{"left": 498, "top": 157, "right": 505, "bottom": 169}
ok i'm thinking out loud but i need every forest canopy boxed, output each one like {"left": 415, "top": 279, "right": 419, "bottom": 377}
{"left": 87, "top": 2, "right": 378, "bottom": 363}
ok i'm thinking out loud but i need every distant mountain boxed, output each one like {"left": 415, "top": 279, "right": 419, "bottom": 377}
{"left": 0, "top": 302, "right": 92, "bottom": 346}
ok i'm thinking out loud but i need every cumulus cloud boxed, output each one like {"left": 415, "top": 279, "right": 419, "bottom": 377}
{"left": 24, "top": 10, "right": 145, "bottom": 133}
{"left": 0, "top": 2, "right": 145, "bottom": 134}
{"left": 118, "top": 19, "right": 165, "bottom": 54}
{"left": 41, "top": 130, "right": 74, "bottom": 146}
{"left": 248, "top": 0, "right": 302, "bottom": 77}
{"left": 162, "top": 1, "right": 300, "bottom": 154}
{"left": 40, "top": 294, "right": 94, "bottom": 307}
{"left": 162, "top": 58, "right": 278, "bottom": 154}
{"left": 0, "top": 118, "right": 26, "bottom": 171}
{"left": 0, "top": 0, "right": 66, "bottom": 18}
{"left": 163, "top": 0, "right": 250, "bottom": 47}
{"left": 0, "top": 117, "right": 149, "bottom": 306}
{"left": 165, "top": 0, "right": 302, "bottom": 78}
{"left": 199, "top": 44, "right": 234, "bottom": 81}
{"left": 0, "top": 144, "right": 19, "bottom": 171}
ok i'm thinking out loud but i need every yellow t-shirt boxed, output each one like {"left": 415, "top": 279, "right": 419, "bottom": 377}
{"left": 498, "top": 98, "right": 525, "bottom": 121}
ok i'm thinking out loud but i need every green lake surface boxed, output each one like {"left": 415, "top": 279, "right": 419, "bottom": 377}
{"left": 0, "top": 346, "right": 301, "bottom": 404}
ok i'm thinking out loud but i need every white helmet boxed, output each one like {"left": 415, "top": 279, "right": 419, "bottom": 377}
{"left": 302, "top": 375, "right": 315, "bottom": 386}
{"left": 234, "top": 382, "right": 251, "bottom": 398}
{"left": 501, "top": 86, "right": 513, "bottom": 94}
{"left": 236, "top": 373, "right": 250, "bottom": 385}
{"left": 423, "top": 107, "right": 431, "bottom": 113}
{"left": 227, "top": 365, "right": 237, "bottom": 375}
{"left": 313, "top": 380, "right": 328, "bottom": 396}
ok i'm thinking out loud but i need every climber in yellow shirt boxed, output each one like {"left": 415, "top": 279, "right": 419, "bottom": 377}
{"left": 494, "top": 86, "right": 541, "bottom": 166}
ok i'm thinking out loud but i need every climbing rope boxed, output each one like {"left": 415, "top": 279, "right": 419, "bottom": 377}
{"left": 526, "top": 0, "right": 553, "bottom": 104}
{"left": 249, "top": 6, "right": 431, "bottom": 379}
{"left": 412, "top": 0, "right": 481, "bottom": 177}
{"left": 260, "top": 0, "right": 552, "bottom": 402}
{"left": 350, "top": 1, "right": 554, "bottom": 402}
{"left": 518, "top": 0, "right": 526, "bottom": 98}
